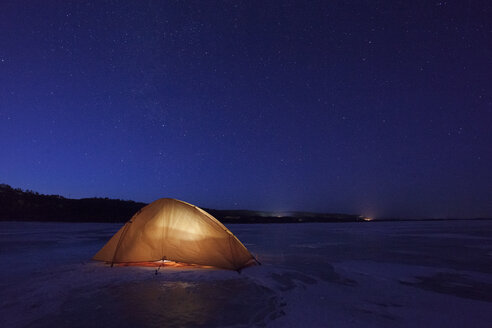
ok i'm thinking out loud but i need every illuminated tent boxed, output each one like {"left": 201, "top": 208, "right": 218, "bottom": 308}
{"left": 93, "top": 198, "right": 257, "bottom": 271}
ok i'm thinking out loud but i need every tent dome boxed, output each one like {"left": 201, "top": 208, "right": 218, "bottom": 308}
{"left": 93, "top": 198, "right": 257, "bottom": 270}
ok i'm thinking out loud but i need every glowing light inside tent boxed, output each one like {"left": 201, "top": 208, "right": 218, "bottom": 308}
{"left": 93, "top": 198, "right": 257, "bottom": 271}
{"left": 116, "top": 260, "right": 215, "bottom": 269}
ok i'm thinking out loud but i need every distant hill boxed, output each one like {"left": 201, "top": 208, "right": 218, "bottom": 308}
{"left": 0, "top": 184, "right": 146, "bottom": 222}
{"left": 0, "top": 183, "right": 364, "bottom": 223}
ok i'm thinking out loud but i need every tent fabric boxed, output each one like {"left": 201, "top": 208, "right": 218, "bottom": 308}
{"left": 93, "top": 198, "right": 256, "bottom": 270}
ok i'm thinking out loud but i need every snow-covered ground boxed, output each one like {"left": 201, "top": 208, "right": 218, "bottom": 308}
{"left": 1, "top": 220, "right": 492, "bottom": 327}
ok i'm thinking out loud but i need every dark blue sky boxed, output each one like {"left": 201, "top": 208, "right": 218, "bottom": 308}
{"left": 1, "top": 1, "right": 491, "bottom": 218}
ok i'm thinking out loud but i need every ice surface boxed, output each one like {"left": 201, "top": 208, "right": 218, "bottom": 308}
{"left": 1, "top": 220, "right": 492, "bottom": 327}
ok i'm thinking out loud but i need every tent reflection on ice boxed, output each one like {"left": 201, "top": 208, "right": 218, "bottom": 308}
{"left": 93, "top": 198, "right": 258, "bottom": 271}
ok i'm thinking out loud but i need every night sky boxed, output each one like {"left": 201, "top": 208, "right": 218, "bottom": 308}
{"left": 1, "top": 1, "right": 491, "bottom": 218}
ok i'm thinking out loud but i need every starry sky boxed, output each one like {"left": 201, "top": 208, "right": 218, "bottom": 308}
{"left": 1, "top": 1, "right": 491, "bottom": 218}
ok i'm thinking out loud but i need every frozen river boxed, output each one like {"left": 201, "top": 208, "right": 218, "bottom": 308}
{"left": 1, "top": 220, "right": 491, "bottom": 327}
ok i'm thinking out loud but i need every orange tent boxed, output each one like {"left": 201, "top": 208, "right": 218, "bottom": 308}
{"left": 93, "top": 198, "right": 257, "bottom": 271}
